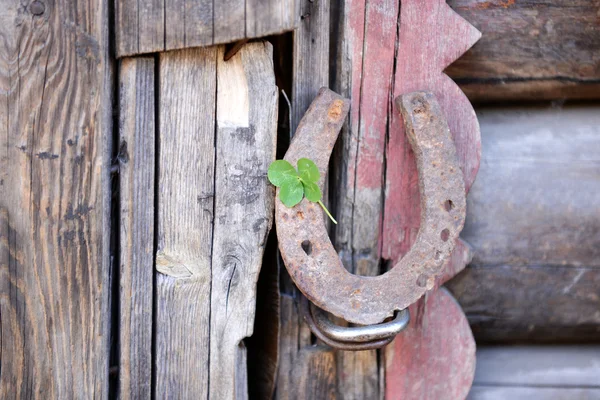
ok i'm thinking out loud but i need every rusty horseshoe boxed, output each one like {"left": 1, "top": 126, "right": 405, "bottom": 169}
{"left": 276, "top": 88, "right": 466, "bottom": 326}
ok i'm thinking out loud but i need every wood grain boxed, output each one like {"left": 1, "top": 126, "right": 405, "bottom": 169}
{"left": 116, "top": 0, "right": 298, "bottom": 57}
{"left": 154, "top": 47, "right": 217, "bottom": 398}
{"left": 275, "top": 295, "right": 314, "bottom": 400}
{"left": 474, "top": 346, "right": 600, "bottom": 387}
{"left": 448, "top": 0, "right": 600, "bottom": 102}
{"left": 209, "top": 42, "right": 277, "bottom": 399}
{"left": 378, "top": 1, "right": 481, "bottom": 398}
{"left": 460, "top": 105, "right": 600, "bottom": 269}
{"left": 385, "top": 288, "right": 476, "bottom": 400}
{"left": 0, "top": 0, "right": 112, "bottom": 396}
{"left": 291, "top": 0, "right": 330, "bottom": 133}
{"left": 469, "top": 345, "right": 600, "bottom": 399}
{"left": 445, "top": 104, "right": 600, "bottom": 342}
{"left": 118, "top": 57, "right": 155, "bottom": 399}
{"left": 331, "top": 1, "right": 399, "bottom": 395}
{"left": 277, "top": 0, "right": 337, "bottom": 398}
{"left": 448, "top": 265, "right": 600, "bottom": 342}
{"left": 468, "top": 387, "right": 600, "bottom": 400}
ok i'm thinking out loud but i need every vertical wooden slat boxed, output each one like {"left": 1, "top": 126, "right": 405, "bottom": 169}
{"left": 0, "top": 0, "right": 112, "bottom": 396}
{"left": 209, "top": 42, "right": 277, "bottom": 399}
{"left": 331, "top": 0, "right": 399, "bottom": 397}
{"left": 155, "top": 47, "right": 217, "bottom": 399}
{"left": 246, "top": 0, "right": 299, "bottom": 38}
{"left": 291, "top": 0, "right": 330, "bottom": 132}
{"left": 214, "top": 0, "right": 246, "bottom": 44}
{"left": 139, "top": 0, "right": 165, "bottom": 53}
{"left": 183, "top": 0, "right": 214, "bottom": 47}
{"left": 276, "top": 0, "right": 334, "bottom": 397}
{"left": 164, "top": 0, "right": 187, "bottom": 50}
{"left": 118, "top": 57, "right": 155, "bottom": 400}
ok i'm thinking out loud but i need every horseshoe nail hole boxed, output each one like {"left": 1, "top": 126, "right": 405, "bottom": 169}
{"left": 444, "top": 200, "right": 454, "bottom": 211}
{"left": 434, "top": 250, "right": 442, "bottom": 261}
{"left": 416, "top": 273, "right": 429, "bottom": 287}
{"left": 301, "top": 240, "right": 312, "bottom": 256}
{"left": 440, "top": 229, "right": 450, "bottom": 242}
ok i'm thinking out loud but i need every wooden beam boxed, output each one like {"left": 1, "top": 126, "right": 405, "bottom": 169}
{"left": 448, "top": 264, "right": 600, "bottom": 342}
{"left": 209, "top": 42, "right": 277, "bottom": 399}
{"left": 118, "top": 57, "right": 155, "bottom": 399}
{"left": 473, "top": 346, "right": 600, "bottom": 387}
{"left": 447, "top": 0, "right": 600, "bottom": 102}
{"left": 115, "top": 0, "right": 299, "bottom": 57}
{"left": 0, "top": 0, "right": 112, "bottom": 396}
{"left": 155, "top": 47, "right": 217, "bottom": 398}
{"left": 447, "top": 104, "right": 600, "bottom": 342}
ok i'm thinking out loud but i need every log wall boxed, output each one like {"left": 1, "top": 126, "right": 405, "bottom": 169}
{"left": 448, "top": 104, "right": 600, "bottom": 342}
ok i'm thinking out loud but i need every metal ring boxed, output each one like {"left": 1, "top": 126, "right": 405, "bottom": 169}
{"left": 300, "top": 296, "right": 399, "bottom": 351}
{"left": 310, "top": 302, "right": 410, "bottom": 343}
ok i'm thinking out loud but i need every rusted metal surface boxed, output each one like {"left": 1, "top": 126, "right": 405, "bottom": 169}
{"left": 276, "top": 89, "right": 466, "bottom": 325}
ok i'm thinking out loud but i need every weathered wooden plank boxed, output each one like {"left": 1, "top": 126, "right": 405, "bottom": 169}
{"left": 448, "top": 265, "right": 600, "bottom": 342}
{"left": 118, "top": 57, "right": 155, "bottom": 400}
{"left": 214, "top": 0, "right": 246, "bottom": 44}
{"left": 385, "top": 288, "right": 476, "bottom": 400}
{"left": 330, "top": 0, "right": 399, "bottom": 397}
{"left": 275, "top": 295, "right": 313, "bottom": 400}
{"left": 209, "top": 42, "right": 278, "bottom": 399}
{"left": 447, "top": 0, "right": 600, "bottom": 102}
{"left": 276, "top": 1, "right": 336, "bottom": 398}
{"left": 379, "top": 1, "right": 481, "bottom": 398}
{"left": 468, "top": 387, "right": 600, "bottom": 400}
{"left": 295, "top": 347, "right": 338, "bottom": 399}
{"left": 246, "top": 0, "right": 299, "bottom": 39}
{"left": 115, "top": 0, "right": 297, "bottom": 57}
{"left": 155, "top": 47, "right": 217, "bottom": 398}
{"left": 460, "top": 105, "right": 600, "bottom": 269}
{"left": 473, "top": 346, "right": 600, "bottom": 387}
{"left": 446, "top": 104, "right": 600, "bottom": 341}
{"left": 0, "top": 0, "right": 112, "bottom": 396}
{"left": 291, "top": 0, "right": 330, "bottom": 133}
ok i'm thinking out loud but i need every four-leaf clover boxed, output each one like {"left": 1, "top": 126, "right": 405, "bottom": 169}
{"left": 268, "top": 158, "right": 337, "bottom": 224}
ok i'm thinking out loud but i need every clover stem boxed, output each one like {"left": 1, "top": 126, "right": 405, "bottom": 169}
{"left": 318, "top": 200, "right": 337, "bottom": 225}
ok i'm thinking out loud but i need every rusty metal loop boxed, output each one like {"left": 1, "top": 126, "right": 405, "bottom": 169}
{"left": 276, "top": 88, "right": 467, "bottom": 326}
{"left": 310, "top": 302, "right": 410, "bottom": 343}
{"left": 300, "top": 296, "right": 395, "bottom": 351}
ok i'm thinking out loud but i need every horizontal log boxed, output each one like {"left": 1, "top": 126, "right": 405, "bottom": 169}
{"left": 469, "top": 345, "right": 600, "bottom": 399}
{"left": 447, "top": 0, "right": 600, "bottom": 102}
{"left": 447, "top": 104, "right": 600, "bottom": 342}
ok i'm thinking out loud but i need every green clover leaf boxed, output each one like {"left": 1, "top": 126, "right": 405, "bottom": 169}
{"left": 267, "top": 158, "right": 337, "bottom": 224}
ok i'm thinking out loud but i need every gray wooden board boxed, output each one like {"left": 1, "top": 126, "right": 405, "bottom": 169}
{"left": 153, "top": 42, "right": 277, "bottom": 398}
{"left": 155, "top": 46, "right": 217, "bottom": 398}
{"left": 468, "top": 387, "right": 600, "bottom": 400}
{"left": 448, "top": 264, "right": 600, "bottom": 342}
{"left": 118, "top": 57, "right": 155, "bottom": 400}
{"left": 115, "top": 0, "right": 299, "bottom": 57}
{"left": 473, "top": 346, "right": 600, "bottom": 387}
{"left": 447, "top": 104, "right": 600, "bottom": 342}
{"left": 468, "top": 346, "right": 600, "bottom": 399}
{"left": 461, "top": 105, "right": 600, "bottom": 269}
{"left": 209, "top": 42, "right": 277, "bottom": 399}
{"left": 0, "top": 0, "right": 112, "bottom": 397}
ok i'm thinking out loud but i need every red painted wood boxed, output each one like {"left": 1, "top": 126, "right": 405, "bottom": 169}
{"left": 381, "top": 1, "right": 481, "bottom": 399}
{"left": 382, "top": 0, "right": 481, "bottom": 262}
{"left": 385, "top": 288, "right": 476, "bottom": 400}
